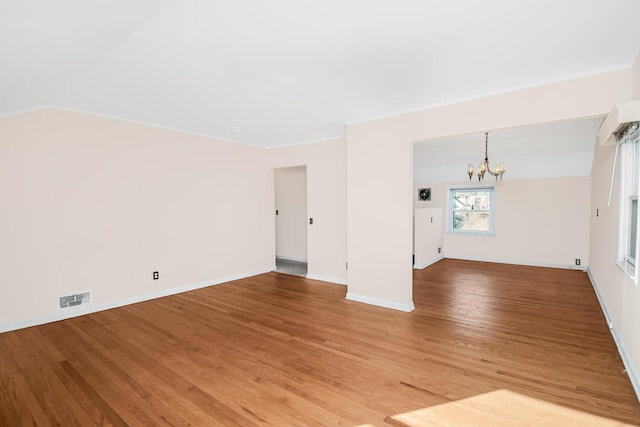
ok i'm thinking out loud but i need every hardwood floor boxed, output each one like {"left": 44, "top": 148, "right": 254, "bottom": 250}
{"left": 1, "top": 259, "right": 639, "bottom": 426}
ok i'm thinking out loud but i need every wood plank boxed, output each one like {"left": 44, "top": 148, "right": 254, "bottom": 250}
{"left": 0, "top": 259, "right": 639, "bottom": 425}
{"left": 58, "top": 360, "right": 126, "bottom": 427}
{"left": 3, "top": 373, "right": 53, "bottom": 427}
{"left": 0, "top": 376, "right": 23, "bottom": 427}
{"left": 387, "top": 389, "right": 635, "bottom": 427}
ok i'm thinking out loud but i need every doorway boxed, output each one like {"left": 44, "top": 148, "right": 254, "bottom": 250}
{"left": 274, "top": 166, "right": 308, "bottom": 277}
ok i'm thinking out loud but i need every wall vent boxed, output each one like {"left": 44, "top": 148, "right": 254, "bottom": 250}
{"left": 418, "top": 188, "right": 431, "bottom": 201}
{"left": 59, "top": 292, "right": 91, "bottom": 309}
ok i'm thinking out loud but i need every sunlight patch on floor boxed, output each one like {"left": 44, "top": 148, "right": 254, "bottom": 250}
{"left": 358, "top": 389, "right": 638, "bottom": 427}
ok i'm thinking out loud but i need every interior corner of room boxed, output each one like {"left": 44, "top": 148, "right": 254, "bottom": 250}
{"left": 2, "top": 4, "right": 640, "bottom": 422}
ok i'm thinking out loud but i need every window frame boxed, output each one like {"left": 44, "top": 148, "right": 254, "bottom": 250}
{"left": 616, "top": 122, "right": 639, "bottom": 280}
{"left": 447, "top": 186, "right": 496, "bottom": 235}
{"left": 626, "top": 195, "right": 637, "bottom": 267}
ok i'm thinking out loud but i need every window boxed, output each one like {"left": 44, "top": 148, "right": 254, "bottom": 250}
{"left": 617, "top": 122, "right": 639, "bottom": 279}
{"left": 448, "top": 187, "right": 495, "bottom": 234}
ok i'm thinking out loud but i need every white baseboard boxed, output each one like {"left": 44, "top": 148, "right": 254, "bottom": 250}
{"left": 413, "top": 255, "right": 444, "bottom": 270}
{"left": 306, "top": 274, "right": 347, "bottom": 285}
{"left": 586, "top": 268, "right": 640, "bottom": 402}
{"left": 346, "top": 293, "right": 414, "bottom": 312}
{"left": 276, "top": 256, "right": 307, "bottom": 263}
{"left": 445, "top": 255, "right": 588, "bottom": 271}
{"left": 0, "top": 267, "right": 275, "bottom": 334}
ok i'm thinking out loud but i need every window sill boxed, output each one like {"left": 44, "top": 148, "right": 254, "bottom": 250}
{"left": 615, "top": 259, "right": 636, "bottom": 279}
{"left": 446, "top": 231, "right": 497, "bottom": 237}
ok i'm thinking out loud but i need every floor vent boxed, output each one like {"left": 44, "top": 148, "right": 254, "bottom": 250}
{"left": 59, "top": 292, "right": 91, "bottom": 308}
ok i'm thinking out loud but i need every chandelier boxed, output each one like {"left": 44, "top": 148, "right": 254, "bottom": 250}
{"left": 467, "top": 132, "right": 506, "bottom": 181}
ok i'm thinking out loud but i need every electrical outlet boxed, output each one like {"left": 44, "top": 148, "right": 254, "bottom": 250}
{"left": 575, "top": 259, "right": 581, "bottom": 266}
{"left": 153, "top": 271, "right": 159, "bottom": 280}
{"left": 438, "top": 247, "right": 442, "bottom": 254}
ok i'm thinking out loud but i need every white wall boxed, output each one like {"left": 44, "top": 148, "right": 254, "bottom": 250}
{"left": 274, "top": 166, "right": 307, "bottom": 261}
{"left": 634, "top": 54, "right": 640, "bottom": 101}
{"left": 0, "top": 111, "right": 348, "bottom": 330}
{"left": 347, "top": 69, "right": 632, "bottom": 312}
{"left": 413, "top": 118, "right": 602, "bottom": 185}
{"left": 0, "top": 108, "right": 275, "bottom": 330}
{"left": 588, "top": 56, "right": 640, "bottom": 398}
{"left": 589, "top": 133, "right": 640, "bottom": 397}
{"left": 267, "top": 138, "right": 347, "bottom": 284}
{"left": 413, "top": 207, "right": 443, "bottom": 268}
{"left": 415, "top": 177, "right": 591, "bottom": 269}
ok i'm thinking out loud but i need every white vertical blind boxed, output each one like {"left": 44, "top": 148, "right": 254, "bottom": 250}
{"left": 617, "top": 123, "right": 639, "bottom": 283}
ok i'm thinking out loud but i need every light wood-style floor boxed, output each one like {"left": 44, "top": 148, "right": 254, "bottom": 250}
{"left": 1, "top": 259, "right": 639, "bottom": 426}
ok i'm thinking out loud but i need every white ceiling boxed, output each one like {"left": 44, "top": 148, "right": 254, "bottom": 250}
{"left": 1, "top": 1, "right": 640, "bottom": 147}
{"left": 413, "top": 117, "right": 604, "bottom": 184}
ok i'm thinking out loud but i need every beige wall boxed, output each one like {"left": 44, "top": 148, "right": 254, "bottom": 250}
{"left": 588, "top": 58, "right": 640, "bottom": 398}
{"left": 0, "top": 108, "right": 275, "bottom": 329}
{"left": 589, "top": 133, "right": 640, "bottom": 395}
{"left": 347, "top": 69, "right": 632, "bottom": 311}
{"left": 0, "top": 111, "right": 348, "bottom": 330}
{"left": 415, "top": 177, "right": 591, "bottom": 268}
{"left": 267, "top": 138, "right": 347, "bottom": 284}
{"left": 274, "top": 166, "right": 307, "bottom": 261}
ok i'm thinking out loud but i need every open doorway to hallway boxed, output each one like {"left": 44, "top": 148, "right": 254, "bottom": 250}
{"left": 274, "top": 165, "right": 308, "bottom": 277}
